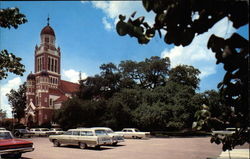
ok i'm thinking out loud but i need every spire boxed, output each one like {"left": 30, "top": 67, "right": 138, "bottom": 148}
{"left": 47, "top": 15, "right": 50, "bottom": 26}
{"left": 79, "top": 71, "right": 82, "bottom": 81}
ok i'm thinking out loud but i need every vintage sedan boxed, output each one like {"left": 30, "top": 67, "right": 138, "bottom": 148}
{"left": 91, "top": 127, "right": 124, "bottom": 145}
{"left": 49, "top": 128, "right": 112, "bottom": 149}
{"left": 30, "top": 128, "right": 50, "bottom": 136}
{"left": 115, "top": 128, "right": 150, "bottom": 139}
{"left": 0, "top": 130, "right": 34, "bottom": 159}
{"left": 13, "top": 129, "right": 34, "bottom": 138}
{"left": 46, "top": 128, "right": 64, "bottom": 135}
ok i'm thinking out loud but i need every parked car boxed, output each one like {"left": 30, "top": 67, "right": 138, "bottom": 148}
{"left": 30, "top": 128, "right": 50, "bottom": 136}
{"left": 13, "top": 129, "right": 34, "bottom": 138}
{"left": 91, "top": 127, "right": 124, "bottom": 145}
{"left": 0, "top": 130, "right": 34, "bottom": 159}
{"left": 49, "top": 128, "right": 112, "bottom": 149}
{"left": 212, "top": 127, "right": 242, "bottom": 136}
{"left": 115, "top": 128, "right": 150, "bottom": 139}
{"left": 46, "top": 128, "right": 64, "bottom": 135}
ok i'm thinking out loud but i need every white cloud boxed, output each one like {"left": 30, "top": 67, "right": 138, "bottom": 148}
{"left": 1, "top": 77, "right": 22, "bottom": 117}
{"left": 102, "top": 17, "right": 113, "bottom": 31}
{"left": 161, "top": 17, "right": 236, "bottom": 79}
{"left": 80, "top": 1, "right": 89, "bottom": 4}
{"left": 90, "top": 1, "right": 155, "bottom": 31}
{"left": 62, "top": 69, "right": 87, "bottom": 83}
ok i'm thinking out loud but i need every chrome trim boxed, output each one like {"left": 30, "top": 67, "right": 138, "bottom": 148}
{"left": 0, "top": 147, "right": 34, "bottom": 155}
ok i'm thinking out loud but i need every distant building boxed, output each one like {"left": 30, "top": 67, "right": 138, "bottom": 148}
{"left": 25, "top": 19, "right": 79, "bottom": 126}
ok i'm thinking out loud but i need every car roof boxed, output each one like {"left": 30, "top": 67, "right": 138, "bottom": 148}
{"left": 0, "top": 130, "right": 10, "bottom": 133}
{"left": 91, "top": 127, "right": 111, "bottom": 130}
{"left": 68, "top": 128, "right": 93, "bottom": 131}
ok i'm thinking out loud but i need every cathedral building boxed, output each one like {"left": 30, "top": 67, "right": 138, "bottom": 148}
{"left": 25, "top": 20, "right": 79, "bottom": 126}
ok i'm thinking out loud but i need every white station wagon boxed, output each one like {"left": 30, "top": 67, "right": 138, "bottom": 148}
{"left": 115, "top": 128, "right": 150, "bottom": 139}
{"left": 49, "top": 128, "right": 112, "bottom": 149}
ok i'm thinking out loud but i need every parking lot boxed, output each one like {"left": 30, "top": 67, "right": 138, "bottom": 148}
{"left": 21, "top": 137, "right": 223, "bottom": 159}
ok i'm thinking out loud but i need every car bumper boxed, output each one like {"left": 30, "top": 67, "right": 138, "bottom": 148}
{"left": 0, "top": 147, "right": 34, "bottom": 155}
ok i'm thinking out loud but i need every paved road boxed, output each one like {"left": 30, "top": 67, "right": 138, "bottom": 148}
{"left": 20, "top": 137, "right": 224, "bottom": 159}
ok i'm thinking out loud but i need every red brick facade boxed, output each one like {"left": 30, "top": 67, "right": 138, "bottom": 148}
{"left": 25, "top": 22, "right": 79, "bottom": 126}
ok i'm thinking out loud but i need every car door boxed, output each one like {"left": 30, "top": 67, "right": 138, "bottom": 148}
{"left": 122, "top": 129, "right": 129, "bottom": 138}
{"left": 69, "top": 131, "right": 80, "bottom": 145}
{"left": 61, "top": 131, "right": 72, "bottom": 144}
{"left": 127, "top": 129, "right": 134, "bottom": 138}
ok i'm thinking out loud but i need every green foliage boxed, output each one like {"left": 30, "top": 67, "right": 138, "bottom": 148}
{"left": 6, "top": 82, "right": 26, "bottom": 122}
{"left": 0, "top": 7, "right": 27, "bottom": 29}
{"left": 117, "top": 0, "right": 248, "bottom": 46}
{"left": 0, "top": 7, "right": 27, "bottom": 79}
{"left": 169, "top": 65, "right": 200, "bottom": 91}
{"left": 54, "top": 97, "right": 107, "bottom": 130}
{"left": 119, "top": 56, "right": 170, "bottom": 89}
{"left": 0, "top": 50, "right": 25, "bottom": 80}
{"left": 56, "top": 56, "right": 206, "bottom": 131}
{"left": 0, "top": 109, "right": 7, "bottom": 120}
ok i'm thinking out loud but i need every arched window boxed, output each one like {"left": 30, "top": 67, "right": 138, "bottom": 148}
{"left": 55, "top": 59, "right": 57, "bottom": 73}
{"left": 48, "top": 57, "right": 50, "bottom": 71}
{"left": 49, "top": 98, "right": 53, "bottom": 106}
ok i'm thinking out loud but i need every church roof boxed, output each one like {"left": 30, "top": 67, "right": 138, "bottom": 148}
{"left": 54, "top": 95, "right": 68, "bottom": 104}
{"left": 49, "top": 88, "right": 64, "bottom": 96}
{"left": 40, "top": 25, "right": 55, "bottom": 36}
{"left": 27, "top": 72, "right": 35, "bottom": 80}
{"left": 59, "top": 80, "right": 79, "bottom": 94}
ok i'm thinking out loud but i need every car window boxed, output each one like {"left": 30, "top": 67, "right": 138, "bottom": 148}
{"left": 0, "top": 132, "right": 13, "bottom": 139}
{"left": 80, "top": 131, "right": 87, "bottom": 136}
{"left": 19, "top": 129, "right": 26, "bottom": 133}
{"left": 122, "top": 130, "right": 126, "bottom": 132}
{"left": 95, "top": 130, "right": 107, "bottom": 136}
{"left": 86, "top": 131, "right": 94, "bottom": 136}
{"left": 72, "top": 131, "right": 80, "bottom": 136}
{"left": 64, "top": 131, "right": 72, "bottom": 135}
{"left": 135, "top": 129, "right": 140, "bottom": 132}
{"left": 127, "top": 130, "right": 133, "bottom": 132}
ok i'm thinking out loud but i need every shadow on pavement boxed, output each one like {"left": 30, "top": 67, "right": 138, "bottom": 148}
{"left": 58, "top": 145, "right": 114, "bottom": 151}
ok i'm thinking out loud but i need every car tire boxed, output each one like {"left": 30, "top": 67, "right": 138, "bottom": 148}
{"left": 95, "top": 145, "right": 100, "bottom": 149}
{"left": 79, "top": 142, "right": 87, "bottom": 149}
{"left": 14, "top": 153, "right": 22, "bottom": 159}
{"left": 112, "top": 142, "right": 118, "bottom": 146}
{"left": 53, "top": 140, "right": 60, "bottom": 147}
{"left": 1, "top": 153, "right": 22, "bottom": 159}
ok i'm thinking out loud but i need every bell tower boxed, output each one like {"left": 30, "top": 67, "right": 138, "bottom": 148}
{"left": 33, "top": 18, "right": 61, "bottom": 125}
{"left": 35, "top": 17, "right": 61, "bottom": 89}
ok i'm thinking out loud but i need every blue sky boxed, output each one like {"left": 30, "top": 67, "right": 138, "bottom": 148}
{"left": 0, "top": 1, "right": 248, "bottom": 117}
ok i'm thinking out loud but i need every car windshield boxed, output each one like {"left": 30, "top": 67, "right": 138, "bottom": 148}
{"left": 135, "top": 129, "right": 140, "bottom": 132}
{"left": 64, "top": 131, "right": 72, "bottom": 135}
{"left": 106, "top": 129, "right": 113, "bottom": 133}
{"left": 95, "top": 130, "right": 107, "bottom": 136}
{"left": 0, "top": 132, "right": 13, "bottom": 139}
{"left": 19, "top": 129, "right": 27, "bottom": 133}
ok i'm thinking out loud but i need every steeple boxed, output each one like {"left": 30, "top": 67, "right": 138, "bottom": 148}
{"left": 47, "top": 16, "right": 50, "bottom": 26}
